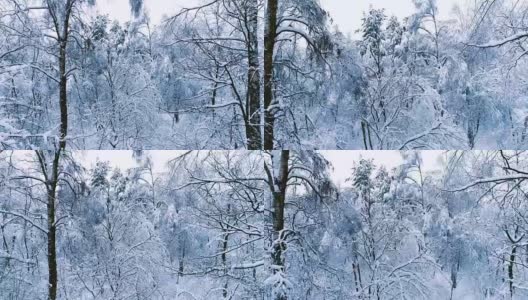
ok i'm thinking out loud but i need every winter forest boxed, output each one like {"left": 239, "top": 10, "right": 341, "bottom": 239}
{"left": 2, "top": 0, "right": 528, "bottom": 299}
{"left": 1, "top": 0, "right": 528, "bottom": 150}
{"left": 1, "top": 150, "right": 528, "bottom": 299}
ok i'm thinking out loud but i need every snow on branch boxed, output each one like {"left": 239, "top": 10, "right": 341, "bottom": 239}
{"left": 397, "top": 122, "right": 442, "bottom": 150}
{"left": 230, "top": 260, "right": 264, "bottom": 270}
{"left": 0, "top": 251, "right": 35, "bottom": 264}
{"left": 161, "top": 101, "right": 240, "bottom": 114}
{"left": 0, "top": 209, "right": 48, "bottom": 234}
{"left": 469, "top": 31, "right": 528, "bottom": 48}
{"left": 447, "top": 174, "right": 528, "bottom": 192}
{"left": 276, "top": 27, "right": 317, "bottom": 51}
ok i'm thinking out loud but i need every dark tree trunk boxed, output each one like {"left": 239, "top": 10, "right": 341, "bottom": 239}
{"left": 47, "top": 187, "right": 58, "bottom": 300}
{"left": 58, "top": 41, "right": 68, "bottom": 150}
{"left": 272, "top": 150, "right": 288, "bottom": 261}
{"left": 264, "top": 0, "right": 278, "bottom": 150}
{"left": 222, "top": 231, "right": 229, "bottom": 298}
{"left": 37, "top": 150, "right": 62, "bottom": 300}
{"left": 57, "top": 0, "right": 72, "bottom": 151}
{"left": 246, "top": 0, "right": 262, "bottom": 150}
{"left": 46, "top": 3, "right": 72, "bottom": 295}
{"left": 505, "top": 227, "right": 522, "bottom": 298}
{"left": 509, "top": 246, "right": 516, "bottom": 297}
{"left": 267, "top": 150, "right": 289, "bottom": 300}
{"left": 179, "top": 247, "right": 185, "bottom": 274}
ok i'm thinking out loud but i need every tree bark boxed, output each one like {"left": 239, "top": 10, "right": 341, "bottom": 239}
{"left": 57, "top": 1, "right": 72, "bottom": 150}
{"left": 46, "top": 185, "right": 58, "bottom": 300}
{"left": 264, "top": 0, "right": 278, "bottom": 150}
{"left": 246, "top": 0, "right": 262, "bottom": 150}
{"left": 508, "top": 246, "right": 516, "bottom": 297}
{"left": 272, "top": 150, "right": 288, "bottom": 260}
{"left": 265, "top": 150, "right": 289, "bottom": 300}
{"left": 505, "top": 227, "right": 522, "bottom": 298}
{"left": 58, "top": 41, "right": 68, "bottom": 150}
{"left": 222, "top": 230, "right": 229, "bottom": 298}
{"left": 45, "top": 2, "right": 72, "bottom": 294}
{"left": 37, "top": 150, "right": 62, "bottom": 300}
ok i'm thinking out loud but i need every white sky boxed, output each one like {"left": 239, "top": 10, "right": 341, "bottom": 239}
{"left": 7, "top": 150, "right": 444, "bottom": 187}
{"left": 95, "top": 0, "right": 463, "bottom": 35}
{"left": 322, "top": 150, "right": 444, "bottom": 186}
{"left": 93, "top": 0, "right": 199, "bottom": 25}
{"left": 320, "top": 0, "right": 462, "bottom": 35}
{"left": 77, "top": 150, "right": 445, "bottom": 187}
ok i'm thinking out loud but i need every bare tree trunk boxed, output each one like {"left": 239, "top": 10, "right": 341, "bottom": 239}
{"left": 272, "top": 150, "right": 288, "bottom": 267}
{"left": 505, "top": 227, "right": 522, "bottom": 298}
{"left": 246, "top": 0, "right": 262, "bottom": 150}
{"left": 45, "top": 3, "right": 72, "bottom": 295}
{"left": 46, "top": 186, "right": 58, "bottom": 300}
{"left": 508, "top": 246, "right": 516, "bottom": 297}
{"left": 57, "top": 1, "right": 73, "bottom": 150}
{"left": 264, "top": 150, "right": 289, "bottom": 300}
{"left": 221, "top": 203, "right": 231, "bottom": 298}
{"left": 58, "top": 41, "right": 68, "bottom": 150}
{"left": 449, "top": 251, "right": 460, "bottom": 300}
{"left": 264, "top": 0, "right": 278, "bottom": 150}
{"left": 37, "top": 150, "right": 62, "bottom": 300}
{"left": 179, "top": 239, "right": 186, "bottom": 275}
{"left": 222, "top": 230, "right": 229, "bottom": 298}
{"left": 352, "top": 256, "right": 363, "bottom": 295}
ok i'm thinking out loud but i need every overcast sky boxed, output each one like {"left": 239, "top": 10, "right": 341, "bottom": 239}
{"left": 320, "top": 0, "right": 461, "bottom": 35}
{"left": 8, "top": 150, "right": 444, "bottom": 187}
{"left": 76, "top": 151, "right": 444, "bottom": 187}
{"left": 95, "top": 0, "right": 463, "bottom": 35}
{"left": 94, "top": 0, "right": 198, "bottom": 25}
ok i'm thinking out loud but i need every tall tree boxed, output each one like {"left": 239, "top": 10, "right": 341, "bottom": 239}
{"left": 246, "top": 0, "right": 262, "bottom": 149}
{"left": 263, "top": 0, "right": 279, "bottom": 149}
{"left": 263, "top": 150, "right": 289, "bottom": 299}
{"left": 166, "top": 0, "right": 263, "bottom": 149}
{"left": 35, "top": 150, "right": 62, "bottom": 300}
